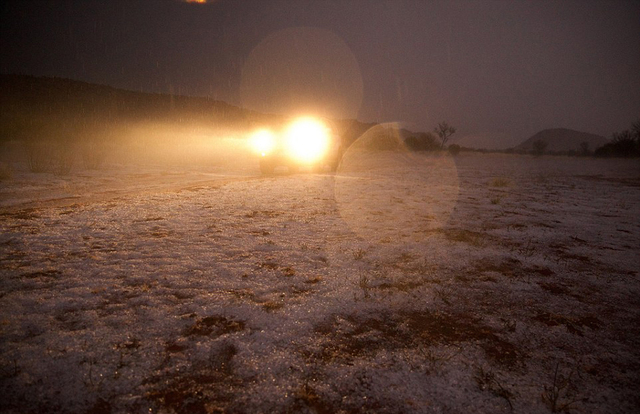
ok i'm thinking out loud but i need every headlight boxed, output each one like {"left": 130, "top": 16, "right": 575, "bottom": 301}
{"left": 250, "top": 129, "right": 276, "bottom": 156}
{"left": 285, "top": 117, "right": 330, "bottom": 163}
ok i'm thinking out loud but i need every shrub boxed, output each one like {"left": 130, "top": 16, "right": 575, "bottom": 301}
{"left": 595, "top": 130, "right": 639, "bottom": 157}
{"left": 405, "top": 132, "right": 439, "bottom": 151}
{"left": 448, "top": 144, "right": 461, "bottom": 156}
{"left": 595, "top": 120, "right": 640, "bottom": 158}
{"left": 490, "top": 177, "right": 510, "bottom": 187}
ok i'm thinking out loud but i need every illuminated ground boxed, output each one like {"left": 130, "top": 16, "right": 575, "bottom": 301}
{"left": 1, "top": 152, "right": 639, "bottom": 413}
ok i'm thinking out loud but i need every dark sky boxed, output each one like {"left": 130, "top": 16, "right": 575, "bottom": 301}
{"left": 2, "top": 0, "right": 639, "bottom": 148}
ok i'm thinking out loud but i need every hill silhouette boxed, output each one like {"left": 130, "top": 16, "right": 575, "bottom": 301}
{"left": 0, "top": 75, "right": 378, "bottom": 152}
{"left": 515, "top": 128, "right": 608, "bottom": 154}
{"left": 0, "top": 74, "right": 282, "bottom": 140}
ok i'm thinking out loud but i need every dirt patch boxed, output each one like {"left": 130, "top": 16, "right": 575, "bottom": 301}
{"left": 182, "top": 315, "right": 246, "bottom": 337}
{"left": 0, "top": 208, "right": 40, "bottom": 220}
{"left": 21, "top": 269, "right": 62, "bottom": 279}
{"left": 533, "top": 312, "right": 601, "bottom": 336}
{"left": 315, "top": 310, "right": 524, "bottom": 367}
{"left": 472, "top": 257, "right": 523, "bottom": 278}
{"left": 145, "top": 340, "right": 241, "bottom": 414}
{"left": 441, "top": 228, "right": 487, "bottom": 246}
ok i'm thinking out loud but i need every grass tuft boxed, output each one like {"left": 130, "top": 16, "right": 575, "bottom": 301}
{"left": 490, "top": 177, "right": 511, "bottom": 187}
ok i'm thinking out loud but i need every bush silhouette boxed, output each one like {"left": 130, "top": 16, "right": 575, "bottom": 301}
{"left": 448, "top": 144, "right": 461, "bottom": 156}
{"left": 405, "top": 132, "right": 439, "bottom": 151}
{"left": 595, "top": 121, "right": 640, "bottom": 157}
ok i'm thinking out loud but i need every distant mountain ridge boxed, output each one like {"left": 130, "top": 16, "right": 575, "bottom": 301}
{"left": 516, "top": 128, "right": 609, "bottom": 153}
{"left": 0, "top": 74, "right": 374, "bottom": 147}
{"left": 0, "top": 74, "right": 274, "bottom": 132}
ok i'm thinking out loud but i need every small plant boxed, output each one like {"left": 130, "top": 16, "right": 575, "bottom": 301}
{"left": 353, "top": 248, "right": 366, "bottom": 260}
{"left": 474, "top": 366, "right": 514, "bottom": 411}
{"left": 541, "top": 362, "right": 580, "bottom": 413}
{"left": 434, "top": 287, "right": 452, "bottom": 305}
{"left": 420, "top": 346, "right": 460, "bottom": 375}
{"left": 517, "top": 239, "right": 536, "bottom": 258}
{"left": 500, "top": 318, "right": 517, "bottom": 333}
{"left": 263, "top": 301, "right": 284, "bottom": 312}
{"left": 358, "top": 274, "right": 371, "bottom": 299}
{"left": 282, "top": 266, "right": 296, "bottom": 277}
{"left": 294, "top": 379, "right": 322, "bottom": 408}
{"left": 490, "top": 196, "right": 502, "bottom": 205}
{"left": 83, "top": 356, "right": 106, "bottom": 389}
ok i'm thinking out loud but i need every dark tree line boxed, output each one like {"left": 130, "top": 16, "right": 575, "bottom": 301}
{"left": 405, "top": 132, "right": 440, "bottom": 151}
{"left": 405, "top": 121, "right": 458, "bottom": 153}
{"left": 594, "top": 121, "right": 640, "bottom": 158}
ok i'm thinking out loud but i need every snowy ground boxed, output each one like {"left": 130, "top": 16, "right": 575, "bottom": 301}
{"left": 1, "top": 151, "right": 639, "bottom": 413}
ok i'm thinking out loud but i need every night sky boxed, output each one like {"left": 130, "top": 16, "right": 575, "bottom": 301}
{"left": 1, "top": 0, "right": 639, "bottom": 148}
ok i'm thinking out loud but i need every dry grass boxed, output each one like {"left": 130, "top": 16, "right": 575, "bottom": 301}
{"left": 1, "top": 154, "right": 638, "bottom": 413}
{"left": 313, "top": 310, "right": 525, "bottom": 368}
{"left": 490, "top": 177, "right": 511, "bottom": 187}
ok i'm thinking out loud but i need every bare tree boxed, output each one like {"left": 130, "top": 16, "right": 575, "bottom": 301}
{"left": 434, "top": 121, "right": 456, "bottom": 149}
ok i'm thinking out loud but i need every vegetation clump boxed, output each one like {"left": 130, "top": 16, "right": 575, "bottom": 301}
{"left": 594, "top": 121, "right": 640, "bottom": 157}
{"left": 434, "top": 121, "right": 457, "bottom": 149}
{"left": 405, "top": 131, "right": 439, "bottom": 151}
{"left": 404, "top": 121, "right": 457, "bottom": 152}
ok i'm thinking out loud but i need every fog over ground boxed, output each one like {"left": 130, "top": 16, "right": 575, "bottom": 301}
{"left": 2, "top": 0, "right": 639, "bottom": 148}
{"left": 1, "top": 1, "right": 639, "bottom": 412}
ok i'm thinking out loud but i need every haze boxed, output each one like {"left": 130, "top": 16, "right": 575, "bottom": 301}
{"left": 2, "top": 1, "right": 640, "bottom": 413}
{"left": 1, "top": 0, "right": 639, "bottom": 148}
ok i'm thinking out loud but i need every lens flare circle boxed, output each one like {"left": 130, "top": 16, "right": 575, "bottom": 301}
{"left": 240, "top": 27, "right": 363, "bottom": 120}
{"left": 335, "top": 123, "right": 460, "bottom": 244}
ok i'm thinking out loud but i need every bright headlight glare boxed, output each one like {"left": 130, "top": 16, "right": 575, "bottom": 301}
{"left": 285, "top": 118, "right": 330, "bottom": 163}
{"left": 250, "top": 129, "right": 275, "bottom": 156}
